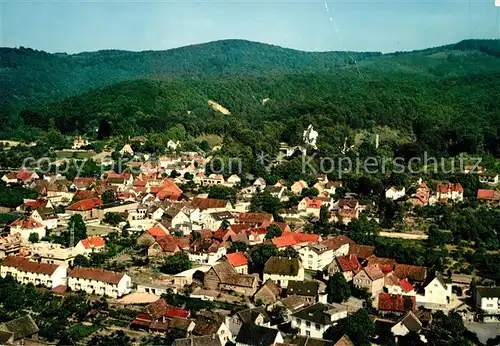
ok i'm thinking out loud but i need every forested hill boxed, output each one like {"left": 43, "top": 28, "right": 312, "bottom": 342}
{"left": 0, "top": 39, "right": 380, "bottom": 110}
{"left": 1, "top": 38, "right": 500, "bottom": 112}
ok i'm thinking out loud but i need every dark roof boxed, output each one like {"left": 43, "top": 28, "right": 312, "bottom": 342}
{"left": 0, "top": 330, "right": 13, "bottom": 344}
{"left": 264, "top": 257, "right": 301, "bottom": 276}
{"left": 0, "top": 315, "right": 39, "bottom": 341}
{"left": 174, "top": 335, "right": 222, "bottom": 346}
{"left": 421, "top": 271, "right": 447, "bottom": 290}
{"left": 394, "top": 264, "right": 427, "bottom": 282}
{"left": 237, "top": 307, "right": 271, "bottom": 325}
{"left": 396, "top": 311, "right": 422, "bottom": 333}
{"left": 292, "top": 303, "right": 346, "bottom": 325}
{"left": 210, "top": 211, "right": 234, "bottom": 220}
{"left": 333, "top": 335, "right": 355, "bottom": 346}
{"left": 287, "top": 280, "right": 319, "bottom": 297}
{"left": 476, "top": 286, "right": 500, "bottom": 298}
{"left": 235, "top": 323, "right": 280, "bottom": 346}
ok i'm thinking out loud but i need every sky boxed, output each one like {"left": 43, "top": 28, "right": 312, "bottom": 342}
{"left": 0, "top": 0, "right": 499, "bottom": 54}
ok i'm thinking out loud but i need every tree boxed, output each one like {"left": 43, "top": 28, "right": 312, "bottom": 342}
{"left": 323, "top": 308, "right": 374, "bottom": 346}
{"left": 265, "top": 224, "right": 283, "bottom": 240}
{"left": 250, "top": 243, "right": 279, "bottom": 269}
{"left": 397, "top": 332, "right": 425, "bottom": 346}
{"left": 68, "top": 214, "right": 87, "bottom": 245}
{"left": 103, "top": 212, "right": 125, "bottom": 226}
{"left": 424, "top": 311, "right": 474, "bottom": 346}
{"left": 207, "top": 185, "right": 237, "bottom": 204}
{"left": 28, "top": 232, "right": 39, "bottom": 243}
{"left": 160, "top": 252, "right": 192, "bottom": 274}
{"left": 221, "top": 219, "right": 231, "bottom": 230}
{"left": 326, "top": 272, "right": 351, "bottom": 303}
{"left": 73, "top": 254, "right": 90, "bottom": 267}
{"left": 280, "top": 246, "right": 300, "bottom": 258}
{"left": 89, "top": 330, "right": 131, "bottom": 346}
{"left": 101, "top": 190, "right": 116, "bottom": 204}
{"left": 229, "top": 241, "right": 248, "bottom": 253}
{"left": 319, "top": 205, "right": 329, "bottom": 225}
{"left": 250, "top": 191, "right": 282, "bottom": 217}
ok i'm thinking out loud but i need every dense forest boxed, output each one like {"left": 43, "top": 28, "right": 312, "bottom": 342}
{"left": 1, "top": 39, "right": 500, "bottom": 159}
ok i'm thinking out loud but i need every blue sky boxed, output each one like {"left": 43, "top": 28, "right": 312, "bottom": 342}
{"left": 1, "top": 0, "right": 499, "bottom": 53}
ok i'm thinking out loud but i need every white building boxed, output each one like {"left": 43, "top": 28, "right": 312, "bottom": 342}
{"left": 1, "top": 256, "right": 67, "bottom": 289}
{"left": 201, "top": 211, "right": 235, "bottom": 231}
{"left": 29, "top": 242, "right": 75, "bottom": 266}
{"left": 291, "top": 303, "right": 347, "bottom": 339}
{"left": 73, "top": 236, "right": 106, "bottom": 257}
{"left": 391, "top": 312, "right": 423, "bottom": 338}
{"left": 385, "top": 187, "right": 406, "bottom": 200}
{"left": 68, "top": 267, "right": 132, "bottom": 298}
{"left": 475, "top": 287, "right": 500, "bottom": 322}
{"left": 298, "top": 236, "right": 351, "bottom": 272}
{"left": 188, "top": 241, "right": 227, "bottom": 265}
{"left": 9, "top": 217, "right": 46, "bottom": 242}
{"left": 263, "top": 257, "right": 304, "bottom": 288}
{"left": 416, "top": 272, "right": 452, "bottom": 306}
{"left": 31, "top": 208, "right": 58, "bottom": 230}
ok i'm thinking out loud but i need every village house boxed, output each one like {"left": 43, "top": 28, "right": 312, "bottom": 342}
{"left": 298, "top": 197, "right": 323, "bottom": 217}
{"left": 409, "top": 181, "right": 430, "bottom": 206}
{"left": 265, "top": 185, "right": 287, "bottom": 199}
{"left": 291, "top": 180, "right": 308, "bottom": 195}
{"left": 393, "top": 264, "right": 427, "bottom": 283}
{"left": 119, "top": 144, "right": 134, "bottom": 156}
{"left": 66, "top": 198, "right": 103, "bottom": 220}
{"left": 224, "top": 252, "right": 249, "bottom": 274}
{"left": 348, "top": 244, "right": 375, "bottom": 262}
{"left": 391, "top": 311, "right": 423, "bottom": 339}
{"left": 235, "top": 323, "right": 283, "bottom": 346}
{"left": 237, "top": 212, "right": 273, "bottom": 227}
{"left": 191, "top": 197, "right": 232, "bottom": 214}
{"left": 162, "top": 205, "right": 192, "bottom": 235}
{"left": 253, "top": 178, "right": 267, "bottom": 192}
{"left": 92, "top": 200, "right": 138, "bottom": 220}
{"left": 353, "top": 265, "right": 385, "bottom": 295}
{"left": 201, "top": 174, "right": 225, "bottom": 186}
{"left": 478, "top": 172, "right": 499, "bottom": 185}
{"left": 475, "top": 286, "right": 500, "bottom": 322}
{"left": 263, "top": 257, "right": 304, "bottom": 288}
{"left": 326, "top": 255, "right": 362, "bottom": 281}
{"left": 147, "top": 236, "right": 186, "bottom": 259}
{"left": 204, "top": 261, "right": 258, "bottom": 296}
{"left": 271, "top": 232, "right": 321, "bottom": 250}
{"left": 416, "top": 272, "right": 452, "bottom": 306}
{"left": 436, "top": 183, "right": 464, "bottom": 202}
{"left": 291, "top": 303, "right": 347, "bottom": 339}
{"left": 385, "top": 186, "right": 406, "bottom": 200}
{"left": 188, "top": 239, "right": 227, "bottom": 265}
{"left": 384, "top": 272, "right": 415, "bottom": 296}
{"left": 298, "top": 236, "right": 352, "bottom": 272}
{"left": 31, "top": 208, "right": 58, "bottom": 230}
{"left": 253, "top": 279, "right": 282, "bottom": 306}
{"left": 0, "top": 256, "right": 67, "bottom": 289}
{"left": 9, "top": 217, "right": 46, "bottom": 242}
{"left": 137, "top": 224, "right": 170, "bottom": 246}
{"left": 287, "top": 280, "right": 327, "bottom": 304}
{"left": 130, "top": 299, "right": 192, "bottom": 333}
{"left": 72, "top": 177, "right": 97, "bottom": 190}
{"left": 201, "top": 211, "right": 235, "bottom": 231}
{"left": 73, "top": 236, "right": 106, "bottom": 257}
{"left": 68, "top": 267, "right": 132, "bottom": 298}
{"left": 477, "top": 189, "right": 500, "bottom": 204}
{"left": 226, "top": 307, "right": 271, "bottom": 341}
{"left": 174, "top": 335, "right": 222, "bottom": 346}
{"left": 226, "top": 174, "right": 241, "bottom": 187}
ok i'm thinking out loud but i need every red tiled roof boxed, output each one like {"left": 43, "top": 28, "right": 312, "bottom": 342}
{"left": 2, "top": 256, "right": 59, "bottom": 275}
{"left": 226, "top": 252, "right": 249, "bottom": 267}
{"left": 394, "top": 264, "right": 427, "bottom": 282}
{"left": 237, "top": 212, "right": 273, "bottom": 224}
{"left": 400, "top": 278, "right": 414, "bottom": 293}
{"left": 348, "top": 244, "right": 375, "bottom": 260}
{"left": 477, "top": 189, "right": 500, "bottom": 200}
{"left": 147, "top": 225, "right": 168, "bottom": 238}
{"left": 321, "top": 235, "right": 354, "bottom": 250}
{"left": 156, "top": 179, "right": 183, "bottom": 201}
{"left": 52, "top": 285, "right": 67, "bottom": 295}
{"left": 437, "top": 183, "right": 463, "bottom": 193}
{"left": 213, "top": 228, "right": 235, "bottom": 241}
{"left": 133, "top": 179, "right": 148, "bottom": 187}
{"left": 24, "top": 199, "right": 49, "bottom": 209}
{"left": 73, "top": 177, "right": 96, "bottom": 187}
{"left": 284, "top": 231, "right": 321, "bottom": 244}
{"left": 272, "top": 235, "right": 297, "bottom": 248}
{"left": 230, "top": 224, "right": 252, "bottom": 234}
{"left": 73, "top": 190, "right": 98, "bottom": 201}
{"left": 364, "top": 265, "right": 385, "bottom": 281}
{"left": 10, "top": 217, "right": 44, "bottom": 229}
{"left": 146, "top": 299, "right": 190, "bottom": 320}
{"left": 192, "top": 197, "right": 228, "bottom": 210}
{"left": 68, "top": 267, "right": 125, "bottom": 284}
{"left": 67, "top": 198, "right": 102, "bottom": 211}
{"left": 80, "top": 236, "right": 105, "bottom": 249}
{"left": 378, "top": 292, "right": 416, "bottom": 312}
{"left": 305, "top": 198, "right": 322, "bottom": 209}
{"left": 16, "top": 170, "right": 34, "bottom": 181}
{"left": 336, "top": 255, "right": 362, "bottom": 273}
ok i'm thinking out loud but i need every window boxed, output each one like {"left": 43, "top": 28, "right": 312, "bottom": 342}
{"left": 306, "top": 331, "right": 311, "bottom": 337}
{"left": 296, "top": 319, "right": 301, "bottom": 325}
{"left": 306, "top": 321, "right": 311, "bottom": 328}
{"left": 315, "top": 323, "right": 320, "bottom": 330}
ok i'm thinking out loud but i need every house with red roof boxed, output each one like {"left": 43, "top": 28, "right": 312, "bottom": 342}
{"left": 246, "top": 227, "right": 268, "bottom": 245}
{"left": 191, "top": 197, "right": 231, "bottom": 213}
{"left": 384, "top": 272, "right": 416, "bottom": 296}
{"left": 1, "top": 172, "right": 18, "bottom": 185}
{"left": 436, "top": 183, "right": 463, "bottom": 202}
{"left": 16, "top": 170, "right": 39, "bottom": 185}
{"left": 298, "top": 236, "right": 353, "bottom": 271}
{"left": 22, "top": 198, "right": 53, "bottom": 210}
{"left": 326, "top": 255, "right": 362, "bottom": 281}
{"left": 224, "top": 252, "right": 249, "bottom": 274}
{"left": 66, "top": 198, "right": 102, "bottom": 220}
{"left": 237, "top": 213, "right": 273, "bottom": 227}
{"left": 9, "top": 217, "right": 46, "bottom": 242}
{"left": 147, "top": 236, "right": 184, "bottom": 258}
{"left": 409, "top": 181, "right": 431, "bottom": 207}
{"left": 477, "top": 189, "right": 500, "bottom": 204}
{"left": 74, "top": 236, "right": 106, "bottom": 256}
{"left": 131, "top": 299, "right": 192, "bottom": 333}
{"left": 298, "top": 197, "right": 324, "bottom": 217}
{"left": 271, "top": 231, "right": 321, "bottom": 249}
{"left": 377, "top": 292, "right": 416, "bottom": 315}
{"left": 72, "top": 177, "right": 97, "bottom": 190}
